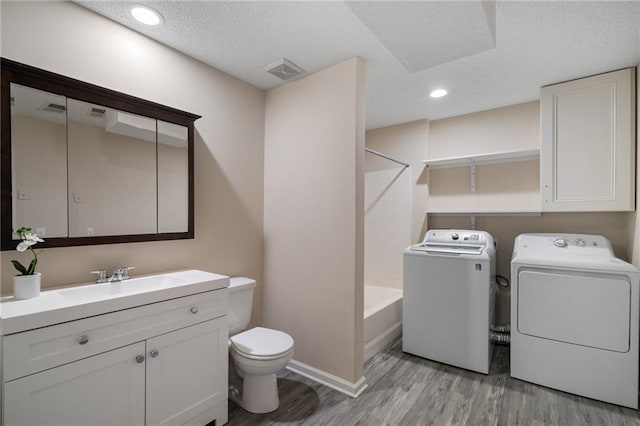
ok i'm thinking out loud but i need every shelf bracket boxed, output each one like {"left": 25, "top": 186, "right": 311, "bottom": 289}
{"left": 469, "top": 159, "right": 477, "bottom": 192}
{"left": 470, "top": 213, "right": 476, "bottom": 230}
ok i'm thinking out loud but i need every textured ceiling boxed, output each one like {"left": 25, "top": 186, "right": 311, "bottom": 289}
{"left": 76, "top": 1, "right": 640, "bottom": 130}
{"left": 345, "top": 1, "right": 496, "bottom": 73}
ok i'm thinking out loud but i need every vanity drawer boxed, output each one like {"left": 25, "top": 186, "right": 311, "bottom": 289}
{"left": 3, "top": 289, "right": 227, "bottom": 381}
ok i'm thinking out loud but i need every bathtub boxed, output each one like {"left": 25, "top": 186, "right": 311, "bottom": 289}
{"left": 364, "top": 285, "right": 403, "bottom": 362}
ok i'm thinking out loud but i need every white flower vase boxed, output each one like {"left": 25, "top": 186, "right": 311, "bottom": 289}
{"left": 13, "top": 272, "right": 41, "bottom": 300}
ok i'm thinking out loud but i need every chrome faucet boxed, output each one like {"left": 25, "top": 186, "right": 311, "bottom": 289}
{"left": 90, "top": 267, "right": 135, "bottom": 283}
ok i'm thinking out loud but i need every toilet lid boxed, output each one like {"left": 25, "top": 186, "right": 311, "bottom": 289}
{"left": 230, "top": 327, "right": 294, "bottom": 358}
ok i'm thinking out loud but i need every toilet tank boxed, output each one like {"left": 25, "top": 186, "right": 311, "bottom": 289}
{"left": 228, "top": 277, "right": 256, "bottom": 336}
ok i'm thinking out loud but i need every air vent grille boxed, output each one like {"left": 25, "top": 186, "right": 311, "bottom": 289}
{"left": 264, "top": 58, "right": 305, "bottom": 81}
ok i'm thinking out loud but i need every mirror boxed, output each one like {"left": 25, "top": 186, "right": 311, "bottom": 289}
{"left": 1, "top": 58, "right": 199, "bottom": 250}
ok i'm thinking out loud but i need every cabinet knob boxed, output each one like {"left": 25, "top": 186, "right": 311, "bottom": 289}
{"left": 190, "top": 306, "right": 199, "bottom": 314}
{"left": 150, "top": 350, "right": 159, "bottom": 358}
{"left": 136, "top": 355, "right": 145, "bottom": 364}
{"left": 78, "top": 335, "right": 90, "bottom": 345}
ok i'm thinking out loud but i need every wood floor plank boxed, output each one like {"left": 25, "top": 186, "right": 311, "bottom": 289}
{"left": 227, "top": 341, "right": 640, "bottom": 425}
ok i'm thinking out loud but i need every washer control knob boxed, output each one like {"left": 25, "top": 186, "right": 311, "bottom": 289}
{"left": 576, "top": 239, "right": 586, "bottom": 247}
{"left": 451, "top": 233, "right": 459, "bottom": 241}
{"left": 554, "top": 238, "right": 568, "bottom": 248}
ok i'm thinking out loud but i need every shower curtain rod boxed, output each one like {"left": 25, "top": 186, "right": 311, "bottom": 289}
{"left": 365, "top": 148, "right": 410, "bottom": 168}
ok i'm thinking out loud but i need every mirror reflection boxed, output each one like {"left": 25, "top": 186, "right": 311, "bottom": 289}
{"left": 158, "top": 121, "right": 189, "bottom": 233}
{"left": 67, "top": 99, "right": 157, "bottom": 237}
{"left": 11, "top": 83, "right": 68, "bottom": 238}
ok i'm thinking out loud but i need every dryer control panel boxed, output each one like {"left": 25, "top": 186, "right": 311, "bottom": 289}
{"left": 512, "top": 233, "right": 615, "bottom": 260}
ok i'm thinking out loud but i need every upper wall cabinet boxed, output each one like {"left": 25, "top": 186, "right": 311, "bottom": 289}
{"left": 1, "top": 58, "right": 201, "bottom": 250}
{"left": 540, "top": 68, "right": 636, "bottom": 212}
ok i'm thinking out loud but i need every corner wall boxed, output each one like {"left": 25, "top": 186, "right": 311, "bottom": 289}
{"left": 0, "top": 1, "right": 266, "bottom": 327}
{"left": 263, "top": 58, "right": 366, "bottom": 387}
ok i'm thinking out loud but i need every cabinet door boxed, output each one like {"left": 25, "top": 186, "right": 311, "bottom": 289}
{"left": 541, "top": 67, "right": 636, "bottom": 211}
{"left": 145, "top": 317, "right": 228, "bottom": 426}
{"left": 4, "top": 342, "right": 146, "bottom": 426}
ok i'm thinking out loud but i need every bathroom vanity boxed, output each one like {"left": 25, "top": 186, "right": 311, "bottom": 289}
{"left": 0, "top": 270, "right": 229, "bottom": 426}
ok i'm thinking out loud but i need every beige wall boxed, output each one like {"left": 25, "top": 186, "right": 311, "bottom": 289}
{"left": 428, "top": 101, "right": 540, "bottom": 158}
{"left": 263, "top": 58, "right": 366, "bottom": 384}
{"left": 1, "top": 1, "right": 266, "bottom": 329}
{"left": 427, "top": 101, "right": 540, "bottom": 214}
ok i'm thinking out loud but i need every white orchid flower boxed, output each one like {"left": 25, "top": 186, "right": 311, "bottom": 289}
{"left": 17, "top": 233, "right": 43, "bottom": 252}
{"left": 24, "top": 233, "right": 44, "bottom": 244}
{"left": 16, "top": 241, "right": 30, "bottom": 252}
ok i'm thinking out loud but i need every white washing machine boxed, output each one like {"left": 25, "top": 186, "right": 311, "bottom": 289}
{"left": 403, "top": 229, "right": 496, "bottom": 374}
{"left": 511, "top": 233, "right": 640, "bottom": 409}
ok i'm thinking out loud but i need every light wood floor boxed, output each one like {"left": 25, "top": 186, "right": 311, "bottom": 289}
{"left": 227, "top": 340, "right": 640, "bottom": 425}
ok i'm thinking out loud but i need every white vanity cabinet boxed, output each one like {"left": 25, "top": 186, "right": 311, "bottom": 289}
{"left": 5, "top": 342, "right": 147, "bottom": 425}
{"left": 146, "top": 318, "right": 227, "bottom": 426}
{"left": 1, "top": 270, "right": 229, "bottom": 426}
{"left": 540, "top": 67, "right": 636, "bottom": 212}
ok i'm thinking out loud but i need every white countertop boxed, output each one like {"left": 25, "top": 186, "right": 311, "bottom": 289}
{"left": 0, "top": 269, "right": 229, "bottom": 334}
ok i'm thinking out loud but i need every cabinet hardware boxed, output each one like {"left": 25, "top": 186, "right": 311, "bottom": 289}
{"left": 150, "top": 350, "right": 159, "bottom": 358}
{"left": 135, "top": 355, "right": 145, "bottom": 364}
{"left": 78, "top": 335, "right": 89, "bottom": 345}
{"left": 190, "top": 306, "right": 199, "bottom": 314}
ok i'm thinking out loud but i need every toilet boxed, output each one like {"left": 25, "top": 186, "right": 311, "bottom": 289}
{"left": 228, "top": 277, "right": 294, "bottom": 413}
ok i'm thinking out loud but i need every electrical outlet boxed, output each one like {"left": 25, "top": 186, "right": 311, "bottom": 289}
{"left": 87, "top": 227, "right": 94, "bottom": 236}
{"left": 35, "top": 228, "right": 46, "bottom": 237}
{"left": 17, "top": 190, "right": 29, "bottom": 200}
{"left": 73, "top": 192, "right": 82, "bottom": 203}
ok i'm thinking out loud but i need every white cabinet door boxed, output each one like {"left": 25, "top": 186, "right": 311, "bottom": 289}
{"left": 145, "top": 317, "right": 227, "bottom": 426}
{"left": 541, "top": 67, "right": 636, "bottom": 211}
{"left": 4, "top": 342, "right": 146, "bottom": 426}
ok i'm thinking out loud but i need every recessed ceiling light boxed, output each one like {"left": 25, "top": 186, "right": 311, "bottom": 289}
{"left": 129, "top": 5, "right": 163, "bottom": 26}
{"left": 430, "top": 89, "right": 448, "bottom": 98}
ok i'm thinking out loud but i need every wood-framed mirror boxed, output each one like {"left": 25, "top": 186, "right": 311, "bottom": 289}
{"left": 1, "top": 58, "right": 200, "bottom": 250}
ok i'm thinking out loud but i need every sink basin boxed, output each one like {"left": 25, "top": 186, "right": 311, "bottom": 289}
{"left": 0, "top": 269, "right": 229, "bottom": 334}
{"left": 59, "top": 274, "right": 187, "bottom": 301}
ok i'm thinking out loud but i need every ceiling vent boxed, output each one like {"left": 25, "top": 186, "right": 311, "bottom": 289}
{"left": 264, "top": 58, "right": 305, "bottom": 81}
{"left": 88, "top": 107, "right": 106, "bottom": 118}
{"left": 41, "top": 102, "right": 66, "bottom": 113}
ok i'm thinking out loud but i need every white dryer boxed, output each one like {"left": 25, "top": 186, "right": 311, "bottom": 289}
{"left": 403, "top": 229, "right": 496, "bottom": 374}
{"left": 511, "top": 233, "right": 639, "bottom": 409}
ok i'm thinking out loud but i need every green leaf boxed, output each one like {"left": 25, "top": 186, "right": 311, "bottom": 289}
{"left": 11, "top": 260, "right": 28, "bottom": 275}
{"left": 27, "top": 258, "right": 38, "bottom": 275}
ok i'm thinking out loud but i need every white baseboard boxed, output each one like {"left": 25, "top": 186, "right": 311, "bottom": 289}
{"left": 286, "top": 360, "right": 368, "bottom": 398}
{"left": 364, "top": 321, "right": 402, "bottom": 362}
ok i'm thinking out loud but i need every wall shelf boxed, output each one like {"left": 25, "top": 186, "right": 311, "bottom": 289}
{"left": 422, "top": 149, "right": 540, "bottom": 169}
{"left": 422, "top": 148, "right": 539, "bottom": 193}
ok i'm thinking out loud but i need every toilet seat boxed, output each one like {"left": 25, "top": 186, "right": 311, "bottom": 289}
{"left": 230, "top": 327, "right": 294, "bottom": 360}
